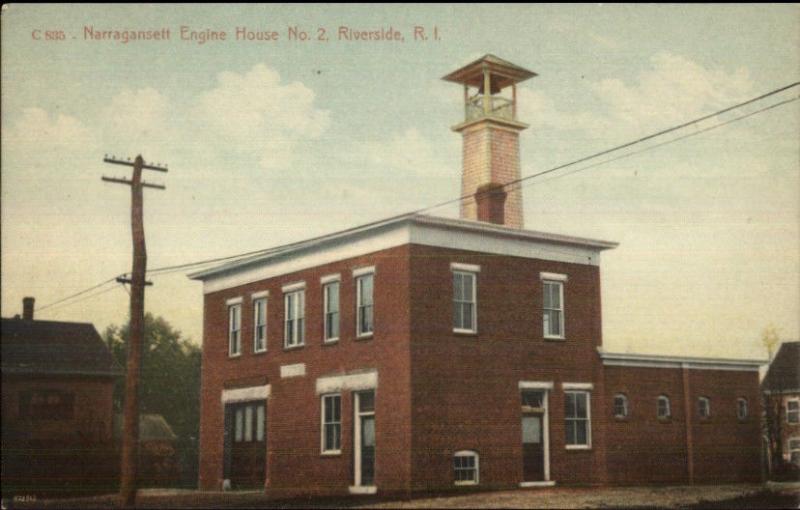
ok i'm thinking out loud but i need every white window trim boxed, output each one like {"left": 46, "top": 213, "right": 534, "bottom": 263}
{"left": 450, "top": 262, "right": 481, "bottom": 273}
{"left": 323, "top": 281, "right": 340, "bottom": 343}
{"left": 352, "top": 265, "right": 376, "bottom": 278}
{"left": 356, "top": 273, "right": 374, "bottom": 338}
{"left": 320, "top": 273, "right": 341, "bottom": 284}
{"left": 281, "top": 281, "right": 306, "bottom": 293}
{"left": 542, "top": 280, "right": 565, "bottom": 340}
{"left": 788, "top": 436, "right": 800, "bottom": 464}
{"left": 321, "top": 393, "right": 342, "bottom": 455}
{"left": 539, "top": 271, "right": 568, "bottom": 282}
{"left": 737, "top": 398, "right": 748, "bottom": 420}
{"left": 564, "top": 390, "right": 591, "bottom": 450}
{"left": 613, "top": 393, "right": 629, "bottom": 419}
{"left": 253, "top": 297, "right": 268, "bottom": 354}
{"left": 228, "top": 303, "right": 242, "bottom": 358}
{"left": 698, "top": 396, "right": 711, "bottom": 419}
{"left": 786, "top": 398, "right": 799, "bottom": 424}
{"left": 453, "top": 450, "right": 480, "bottom": 486}
{"left": 251, "top": 290, "right": 269, "bottom": 299}
{"left": 519, "top": 381, "right": 554, "bottom": 390}
{"left": 452, "top": 270, "right": 478, "bottom": 334}
{"left": 221, "top": 384, "right": 271, "bottom": 404}
{"left": 657, "top": 395, "right": 672, "bottom": 419}
{"left": 284, "top": 289, "right": 305, "bottom": 349}
{"left": 562, "top": 382, "right": 594, "bottom": 391}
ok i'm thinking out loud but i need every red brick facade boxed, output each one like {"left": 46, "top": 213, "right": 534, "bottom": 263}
{"left": 195, "top": 226, "right": 762, "bottom": 495}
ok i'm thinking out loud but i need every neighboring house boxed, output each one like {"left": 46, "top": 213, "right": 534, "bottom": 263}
{"left": 762, "top": 341, "right": 800, "bottom": 469}
{"left": 1, "top": 297, "right": 123, "bottom": 495}
{"left": 113, "top": 413, "right": 180, "bottom": 487}
{"left": 190, "top": 55, "right": 764, "bottom": 497}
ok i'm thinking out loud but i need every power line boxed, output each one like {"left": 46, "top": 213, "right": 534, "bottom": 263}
{"left": 31, "top": 81, "right": 800, "bottom": 303}
{"left": 35, "top": 276, "right": 122, "bottom": 313}
{"left": 38, "top": 283, "right": 126, "bottom": 315}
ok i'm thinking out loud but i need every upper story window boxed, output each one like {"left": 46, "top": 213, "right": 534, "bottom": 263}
{"left": 355, "top": 268, "right": 374, "bottom": 337}
{"left": 698, "top": 396, "right": 711, "bottom": 419}
{"left": 228, "top": 301, "right": 242, "bottom": 357}
{"left": 253, "top": 295, "right": 267, "bottom": 353}
{"left": 657, "top": 395, "right": 671, "bottom": 419}
{"left": 453, "top": 450, "right": 479, "bottom": 485}
{"left": 322, "top": 279, "right": 340, "bottom": 343}
{"left": 19, "top": 390, "right": 75, "bottom": 420}
{"left": 789, "top": 438, "right": 800, "bottom": 466}
{"left": 321, "top": 394, "right": 342, "bottom": 454}
{"left": 613, "top": 394, "right": 629, "bottom": 419}
{"left": 787, "top": 399, "right": 799, "bottom": 424}
{"left": 452, "top": 263, "right": 479, "bottom": 334}
{"left": 737, "top": 398, "right": 748, "bottom": 420}
{"left": 564, "top": 390, "right": 591, "bottom": 448}
{"left": 283, "top": 284, "right": 305, "bottom": 348}
{"left": 540, "top": 272, "right": 567, "bottom": 339}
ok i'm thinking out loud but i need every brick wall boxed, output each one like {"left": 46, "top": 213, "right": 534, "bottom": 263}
{"left": 198, "top": 245, "right": 413, "bottom": 495}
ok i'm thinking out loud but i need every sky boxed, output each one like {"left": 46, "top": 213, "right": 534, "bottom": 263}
{"left": 2, "top": 4, "right": 798, "bottom": 361}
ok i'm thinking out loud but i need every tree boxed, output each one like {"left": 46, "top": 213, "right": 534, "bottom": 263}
{"left": 104, "top": 314, "right": 201, "bottom": 442}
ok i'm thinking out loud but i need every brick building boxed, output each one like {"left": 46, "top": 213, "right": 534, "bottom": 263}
{"left": 191, "top": 55, "right": 763, "bottom": 496}
{"left": 1, "top": 297, "right": 122, "bottom": 495}
{"left": 762, "top": 341, "right": 800, "bottom": 471}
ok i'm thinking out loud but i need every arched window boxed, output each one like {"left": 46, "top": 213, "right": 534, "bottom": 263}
{"left": 737, "top": 398, "right": 748, "bottom": 420}
{"left": 698, "top": 397, "right": 711, "bottom": 419}
{"left": 453, "top": 450, "right": 479, "bottom": 485}
{"left": 613, "top": 394, "right": 628, "bottom": 419}
{"left": 657, "top": 395, "right": 671, "bottom": 419}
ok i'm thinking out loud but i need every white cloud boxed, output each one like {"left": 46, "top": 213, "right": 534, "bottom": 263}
{"left": 354, "top": 127, "right": 456, "bottom": 178}
{"left": 195, "top": 64, "right": 330, "bottom": 170}
{"left": 100, "top": 87, "right": 172, "bottom": 158}
{"left": 5, "top": 107, "right": 96, "bottom": 151}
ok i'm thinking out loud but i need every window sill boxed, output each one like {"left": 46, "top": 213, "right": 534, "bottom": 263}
{"left": 253, "top": 349, "right": 268, "bottom": 355}
{"left": 356, "top": 333, "right": 374, "bottom": 341}
{"left": 228, "top": 353, "right": 242, "bottom": 359}
{"left": 565, "top": 445, "right": 591, "bottom": 451}
{"left": 348, "top": 486, "right": 377, "bottom": 495}
{"left": 321, "top": 450, "right": 341, "bottom": 457}
{"left": 323, "top": 338, "right": 339, "bottom": 346}
{"left": 454, "top": 481, "right": 478, "bottom": 486}
{"left": 453, "top": 329, "right": 478, "bottom": 336}
{"left": 544, "top": 336, "right": 566, "bottom": 342}
{"left": 283, "top": 344, "right": 305, "bottom": 351}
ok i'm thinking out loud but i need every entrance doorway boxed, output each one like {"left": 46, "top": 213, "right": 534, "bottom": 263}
{"left": 224, "top": 401, "right": 266, "bottom": 489}
{"left": 521, "top": 389, "right": 549, "bottom": 484}
{"left": 353, "top": 390, "right": 375, "bottom": 488}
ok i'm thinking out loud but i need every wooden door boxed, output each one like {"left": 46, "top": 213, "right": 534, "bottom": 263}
{"left": 226, "top": 401, "right": 266, "bottom": 489}
{"left": 522, "top": 414, "right": 544, "bottom": 481}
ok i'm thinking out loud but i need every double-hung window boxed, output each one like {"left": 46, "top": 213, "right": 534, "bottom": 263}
{"left": 323, "top": 279, "right": 340, "bottom": 343}
{"left": 452, "top": 263, "right": 479, "bottom": 334}
{"left": 284, "top": 286, "right": 305, "bottom": 348}
{"left": 228, "top": 302, "right": 241, "bottom": 357}
{"left": 787, "top": 399, "right": 799, "bottom": 424}
{"left": 564, "top": 390, "right": 591, "bottom": 448}
{"left": 613, "top": 394, "right": 628, "bottom": 419}
{"left": 453, "top": 450, "right": 479, "bottom": 485}
{"left": 253, "top": 296, "right": 267, "bottom": 353}
{"left": 657, "top": 395, "right": 671, "bottom": 419}
{"left": 355, "top": 269, "right": 374, "bottom": 337}
{"left": 321, "top": 394, "right": 342, "bottom": 454}
{"left": 541, "top": 273, "right": 566, "bottom": 339}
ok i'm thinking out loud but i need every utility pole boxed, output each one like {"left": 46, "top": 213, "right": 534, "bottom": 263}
{"left": 102, "top": 154, "right": 167, "bottom": 507}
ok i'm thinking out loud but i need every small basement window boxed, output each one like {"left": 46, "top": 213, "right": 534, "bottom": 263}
{"left": 453, "top": 450, "right": 479, "bottom": 485}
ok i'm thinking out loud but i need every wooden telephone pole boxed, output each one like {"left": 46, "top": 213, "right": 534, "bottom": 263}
{"left": 102, "top": 154, "right": 167, "bottom": 506}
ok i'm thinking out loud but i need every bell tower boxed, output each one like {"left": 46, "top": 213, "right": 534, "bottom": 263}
{"left": 443, "top": 55, "right": 536, "bottom": 229}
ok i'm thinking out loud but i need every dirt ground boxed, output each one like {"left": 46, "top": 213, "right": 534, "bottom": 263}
{"left": 6, "top": 482, "right": 798, "bottom": 509}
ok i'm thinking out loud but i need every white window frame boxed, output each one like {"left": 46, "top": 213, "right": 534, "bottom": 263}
{"left": 789, "top": 437, "right": 800, "bottom": 466}
{"left": 355, "top": 272, "right": 374, "bottom": 338}
{"left": 284, "top": 289, "right": 305, "bottom": 349}
{"left": 453, "top": 450, "right": 479, "bottom": 486}
{"left": 253, "top": 297, "right": 267, "bottom": 353}
{"left": 698, "top": 396, "right": 711, "bottom": 419}
{"left": 564, "top": 390, "right": 591, "bottom": 449}
{"left": 657, "top": 395, "right": 671, "bottom": 419}
{"left": 613, "top": 393, "right": 628, "bottom": 419}
{"left": 228, "top": 303, "right": 242, "bottom": 357}
{"left": 452, "top": 268, "right": 478, "bottom": 334}
{"left": 787, "top": 399, "right": 799, "bottom": 424}
{"left": 321, "top": 393, "right": 342, "bottom": 455}
{"left": 323, "top": 281, "right": 340, "bottom": 343}
{"left": 542, "top": 279, "right": 565, "bottom": 340}
{"left": 737, "top": 398, "right": 748, "bottom": 420}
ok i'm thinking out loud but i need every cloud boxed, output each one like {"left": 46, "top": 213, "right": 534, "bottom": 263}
{"left": 354, "top": 127, "right": 457, "bottom": 178}
{"left": 5, "top": 107, "right": 96, "bottom": 152}
{"left": 100, "top": 87, "right": 172, "bottom": 158}
{"left": 194, "top": 64, "right": 330, "bottom": 170}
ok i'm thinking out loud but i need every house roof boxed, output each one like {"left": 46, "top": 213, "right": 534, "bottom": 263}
{"left": 762, "top": 341, "right": 800, "bottom": 392}
{"left": 1, "top": 318, "right": 122, "bottom": 377}
{"left": 189, "top": 213, "right": 618, "bottom": 286}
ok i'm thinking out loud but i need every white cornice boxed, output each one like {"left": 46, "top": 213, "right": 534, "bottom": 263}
{"left": 191, "top": 214, "right": 617, "bottom": 294}
{"left": 598, "top": 348, "right": 764, "bottom": 372}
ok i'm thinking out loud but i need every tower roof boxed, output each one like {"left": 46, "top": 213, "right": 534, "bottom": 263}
{"left": 442, "top": 54, "right": 537, "bottom": 90}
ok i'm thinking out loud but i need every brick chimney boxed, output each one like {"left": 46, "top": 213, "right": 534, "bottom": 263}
{"left": 475, "top": 182, "right": 507, "bottom": 225}
{"left": 443, "top": 55, "right": 536, "bottom": 229}
{"left": 23, "top": 296, "right": 35, "bottom": 320}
